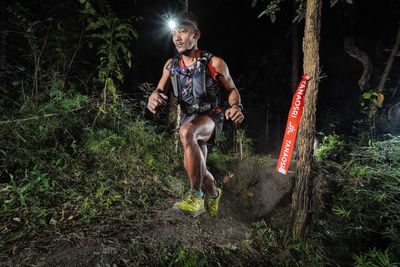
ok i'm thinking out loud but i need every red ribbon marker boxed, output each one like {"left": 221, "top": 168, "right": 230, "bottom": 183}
{"left": 276, "top": 74, "right": 311, "bottom": 175}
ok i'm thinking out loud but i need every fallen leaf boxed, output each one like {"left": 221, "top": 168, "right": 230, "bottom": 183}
{"left": 246, "top": 192, "right": 255, "bottom": 198}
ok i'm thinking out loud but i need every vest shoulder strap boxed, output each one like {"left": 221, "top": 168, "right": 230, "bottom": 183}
{"left": 202, "top": 51, "right": 217, "bottom": 81}
{"left": 169, "top": 56, "right": 181, "bottom": 98}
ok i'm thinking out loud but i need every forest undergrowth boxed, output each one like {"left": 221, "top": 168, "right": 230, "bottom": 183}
{"left": 1, "top": 90, "right": 399, "bottom": 266}
{"left": 311, "top": 134, "right": 400, "bottom": 266}
{"left": 0, "top": 92, "right": 281, "bottom": 266}
{"left": 1, "top": 1, "right": 400, "bottom": 265}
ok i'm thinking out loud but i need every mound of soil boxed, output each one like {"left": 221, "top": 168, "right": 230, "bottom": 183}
{"left": 223, "top": 157, "right": 294, "bottom": 221}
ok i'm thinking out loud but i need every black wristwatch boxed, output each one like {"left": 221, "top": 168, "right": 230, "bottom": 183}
{"left": 231, "top": 102, "right": 243, "bottom": 111}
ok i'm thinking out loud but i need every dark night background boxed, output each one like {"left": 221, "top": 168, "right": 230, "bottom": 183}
{"left": 124, "top": 0, "right": 400, "bottom": 154}
{"left": 2, "top": 0, "right": 399, "bottom": 154}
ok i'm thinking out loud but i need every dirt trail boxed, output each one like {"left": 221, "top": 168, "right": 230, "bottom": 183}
{"left": 1, "top": 159, "right": 293, "bottom": 266}
{"left": 2, "top": 199, "right": 250, "bottom": 266}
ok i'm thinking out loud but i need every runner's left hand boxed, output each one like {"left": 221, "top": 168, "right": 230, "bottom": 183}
{"left": 225, "top": 106, "right": 244, "bottom": 124}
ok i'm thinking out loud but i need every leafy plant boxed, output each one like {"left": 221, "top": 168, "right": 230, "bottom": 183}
{"left": 286, "top": 239, "right": 325, "bottom": 267}
{"left": 361, "top": 90, "right": 385, "bottom": 117}
{"left": 316, "top": 136, "right": 400, "bottom": 265}
{"left": 256, "top": 0, "right": 285, "bottom": 23}
{"left": 244, "top": 220, "right": 279, "bottom": 255}
{"left": 235, "top": 128, "right": 253, "bottom": 156}
{"left": 207, "top": 148, "right": 235, "bottom": 178}
{"left": 332, "top": 206, "right": 351, "bottom": 218}
{"left": 314, "top": 134, "right": 346, "bottom": 162}
{"left": 174, "top": 246, "right": 207, "bottom": 267}
{"left": 354, "top": 249, "right": 399, "bottom": 267}
{"left": 41, "top": 78, "right": 88, "bottom": 113}
{"left": 6, "top": 2, "right": 49, "bottom": 98}
{"left": 5, "top": 2, "right": 87, "bottom": 110}
{"left": 79, "top": 0, "right": 140, "bottom": 111}
{"left": 252, "top": 0, "right": 306, "bottom": 23}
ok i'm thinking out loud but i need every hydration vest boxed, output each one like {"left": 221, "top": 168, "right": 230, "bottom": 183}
{"left": 169, "top": 51, "right": 220, "bottom": 115}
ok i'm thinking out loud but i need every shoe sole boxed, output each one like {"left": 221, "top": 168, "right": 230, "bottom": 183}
{"left": 172, "top": 204, "right": 206, "bottom": 218}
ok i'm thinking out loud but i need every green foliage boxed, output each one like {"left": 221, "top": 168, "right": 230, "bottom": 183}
{"left": 244, "top": 220, "right": 279, "bottom": 254}
{"left": 42, "top": 79, "right": 89, "bottom": 112}
{"left": 1, "top": 2, "right": 267, "bottom": 265}
{"left": 292, "top": 0, "right": 306, "bottom": 22}
{"left": 357, "top": 90, "right": 386, "bottom": 140}
{"left": 243, "top": 221, "right": 325, "bottom": 266}
{"left": 79, "top": 0, "right": 140, "bottom": 108}
{"left": 1, "top": 167, "right": 54, "bottom": 214}
{"left": 6, "top": 3, "right": 52, "bottom": 99}
{"left": 257, "top": 0, "right": 284, "bottom": 23}
{"left": 5, "top": 2, "right": 88, "bottom": 104}
{"left": 253, "top": 0, "right": 353, "bottom": 23}
{"left": 332, "top": 206, "right": 351, "bottom": 218}
{"left": 315, "top": 134, "right": 346, "bottom": 162}
{"left": 252, "top": 0, "right": 305, "bottom": 23}
{"left": 2, "top": 0, "right": 98, "bottom": 151}
{"left": 354, "top": 249, "right": 399, "bottom": 267}
{"left": 316, "top": 136, "right": 400, "bottom": 265}
{"left": 235, "top": 128, "right": 254, "bottom": 156}
{"left": 0, "top": 97, "right": 183, "bottom": 231}
{"left": 360, "top": 90, "right": 385, "bottom": 118}
{"left": 285, "top": 239, "right": 325, "bottom": 267}
{"left": 174, "top": 246, "right": 207, "bottom": 267}
{"left": 207, "top": 147, "right": 236, "bottom": 180}
{"left": 125, "top": 240, "right": 209, "bottom": 267}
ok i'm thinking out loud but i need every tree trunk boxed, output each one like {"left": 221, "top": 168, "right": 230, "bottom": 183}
{"left": 289, "top": 0, "right": 322, "bottom": 240}
{"left": 377, "top": 22, "right": 400, "bottom": 92}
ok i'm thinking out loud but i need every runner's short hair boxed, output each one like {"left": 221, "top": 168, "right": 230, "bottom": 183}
{"left": 177, "top": 12, "right": 200, "bottom": 32}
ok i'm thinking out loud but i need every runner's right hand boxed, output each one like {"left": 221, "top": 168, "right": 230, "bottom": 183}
{"left": 147, "top": 91, "right": 168, "bottom": 114}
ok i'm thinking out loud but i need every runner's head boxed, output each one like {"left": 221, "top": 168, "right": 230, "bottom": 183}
{"left": 170, "top": 13, "right": 201, "bottom": 55}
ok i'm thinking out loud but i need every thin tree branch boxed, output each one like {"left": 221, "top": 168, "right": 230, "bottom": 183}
{"left": 64, "top": 20, "right": 85, "bottom": 80}
{"left": 377, "top": 22, "right": 400, "bottom": 91}
{"left": 0, "top": 93, "right": 21, "bottom": 107}
{"left": 0, "top": 106, "right": 85, "bottom": 125}
{"left": 344, "top": 36, "right": 373, "bottom": 90}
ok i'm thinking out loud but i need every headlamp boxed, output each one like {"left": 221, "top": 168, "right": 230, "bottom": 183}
{"left": 165, "top": 16, "right": 199, "bottom": 32}
{"left": 167, "top": 19, "right": 177, "bottom": 31}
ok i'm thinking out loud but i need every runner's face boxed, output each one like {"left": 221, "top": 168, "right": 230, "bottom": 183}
{"left": 171, "top": 26, "right": 199, "bottom": 54}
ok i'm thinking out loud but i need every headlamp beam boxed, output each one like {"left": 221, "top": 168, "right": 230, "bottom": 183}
{"left": 168, "top": 19, "right": 177, "bottom": 31}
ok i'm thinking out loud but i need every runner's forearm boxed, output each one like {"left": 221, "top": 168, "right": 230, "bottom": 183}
{"left": 227, "top": 88, "right": 241, "bottom": 107}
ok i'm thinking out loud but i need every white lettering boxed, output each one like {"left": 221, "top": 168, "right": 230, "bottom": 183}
{"left": 278, "top": 140, "right": 292, "bottom": 174}
{"left": 278, "top": 166, "right": 286, "bottom": 174}
{"left": 290, "top": 87, "right": 305, "bottom": 118}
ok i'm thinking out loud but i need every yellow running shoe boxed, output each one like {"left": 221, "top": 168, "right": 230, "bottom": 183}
{"left": 206, "top": 188, "right": 222, "bottom": 217}
{"left": 173, "top": 191, "right": 205, "bottom": 217}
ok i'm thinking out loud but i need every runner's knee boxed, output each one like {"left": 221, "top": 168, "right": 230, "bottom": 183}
{"left": 179, "top": 124, "right": 195, "bottom": 145}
